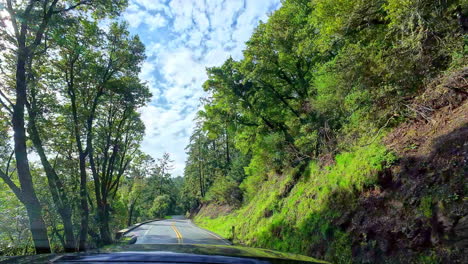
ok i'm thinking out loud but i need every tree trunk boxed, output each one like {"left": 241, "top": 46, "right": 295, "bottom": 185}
{"left": 225, "top": 126, "right": 230, "bottom": 164}
{"left": 23, "top": 202, "right": 50, "bottom": 254}
{"left": 64, "top": 55, "right": 90, "bottom": 251}
{"left": 98, "top": 202, "right": 113, "bottom": 244}
{"left": 78, "top": 154, "right": 89, "bottom": 251}
{"left": 62, "top": 212, "right": 76, "bottom": 252}
{"left": 198, "top": 141, "right": 205, "bottom": 198}
{"left": 13, "top": 47, "right": 51, "bottom": 254}
{"left": 90, "top": 152, "right": 112, "bottom": 245}
{"left": 127, "top": 202, "right": 135, "bottom": 226}
{"left": 28, "top": 108, "right": 76, "bottom": 252}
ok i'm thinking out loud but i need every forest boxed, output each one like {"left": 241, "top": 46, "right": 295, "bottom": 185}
{"left": 0, "top": 0, "right": 467, "bottom": 263}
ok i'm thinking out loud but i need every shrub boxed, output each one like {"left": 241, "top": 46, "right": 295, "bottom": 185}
{"left": 205, "top": 177, "right": 242, "bottom": 206}
{"left": 149, "top": 195, "right": 170, "bottom": 218}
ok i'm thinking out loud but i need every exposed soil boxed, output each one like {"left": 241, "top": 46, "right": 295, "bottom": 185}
{"left": 193, "top": 203, "right": 235, "bottom": 219}
{"left": 386, "top": 68, "right": 468, "bottom": 157}
{"left": 343, "top": 69, "right": 468, "bottom": 263}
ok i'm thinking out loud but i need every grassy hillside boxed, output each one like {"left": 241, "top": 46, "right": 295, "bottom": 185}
{"left": 194, "top": 74, "right": 467, "bottom": 263}
{"left": 195, "top": 141, "right": 393, "bottom": 263}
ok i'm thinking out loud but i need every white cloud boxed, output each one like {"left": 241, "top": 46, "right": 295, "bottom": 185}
{"left": 125, "top": 0, "right": 281, "bottom": 176}
{"left": 139, "top": 61, "right": 160, "bottom": 99}
{"left": 134, "top": 0, "right": 170, "bottom": 13}
{"left": 146, "top": 13, "right": 167, "bottom": 30}
{"left": 124, "top": 9, "right": 167, "bottom": 31}
{"left": 168, "top": 0, "right": 196, "bottom": 32}
{"left": 124, "top": 10, "right": 145, "bottom": 28}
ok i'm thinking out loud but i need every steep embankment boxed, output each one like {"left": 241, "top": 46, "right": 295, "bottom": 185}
{"left": 194, "top": 69, "right": 468, "bottom": 264}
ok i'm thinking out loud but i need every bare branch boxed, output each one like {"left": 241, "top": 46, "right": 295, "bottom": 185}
{"left": 0, "top": 83, "right": 14, "bottom": 115}
{"left": 0, "top": 85, "right": 14, "bottom": 105}
{"left": 8, "top": 167, "right": 16, "bottom": 178}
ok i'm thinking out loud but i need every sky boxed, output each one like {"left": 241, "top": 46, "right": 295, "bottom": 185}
{"left": 123, "top": 0, "right": 282, "bottom": 176}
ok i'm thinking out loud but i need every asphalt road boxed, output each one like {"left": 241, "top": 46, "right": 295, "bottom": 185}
{"left": 125, "top": 216, "right": 231, "bottom": 246}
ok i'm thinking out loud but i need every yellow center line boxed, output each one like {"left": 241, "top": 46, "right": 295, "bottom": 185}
{"left": 171, "top": 222, "right": 183, "bottom": 244}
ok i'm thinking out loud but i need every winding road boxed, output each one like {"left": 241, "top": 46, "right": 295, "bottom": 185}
{"left": 125, "top": 216, "right": 231, "bottom": 246}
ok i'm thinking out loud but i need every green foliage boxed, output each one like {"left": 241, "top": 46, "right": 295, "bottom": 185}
{"left": 195, "top": 142, "right": 394, "bottom": 263}
{"left": 183, "top": 117, "right": 247, "bottom": 207}
{"left": 0, "top": 0, "right": 156, "bottom": 253}
{"left": 149, "top": 195, "right": 171, "bottom": 219}
{"left": 324, "top": 231, "right": 353, "bottom": 264}
{"left": 0, "top": 183, "right": 32, "bottom": 255}
{"left": 120, "top": 152, "right": 183, "bottom": 225}
{"left": 186, "top": 1, "right": 465, "bottom": 262}
{"left": 205, "top": 177, "right": 242, "bottom": 206}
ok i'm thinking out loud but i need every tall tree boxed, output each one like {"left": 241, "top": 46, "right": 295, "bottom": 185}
{"left": 122, "top": 152, "right": 154, "bottom": 226}
{"left": 154, "top": 153, "right": 174, "bottom": 196}
{"left": 89, "top": 75, "right": 149, "bottom": 244}
{"left": 51, "top": 19, "right": 146, "bottom": 249}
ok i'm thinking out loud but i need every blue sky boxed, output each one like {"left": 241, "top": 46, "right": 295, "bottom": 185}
{"left": 123, "top": 0, "right": 282, "bottom": 176}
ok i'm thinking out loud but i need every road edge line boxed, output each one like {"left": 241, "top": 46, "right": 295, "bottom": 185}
{"left": 115, "top": 218, "right": 162, "bottom": 240}
{"left": 188, "top": 220, "right": 232, "bottom": 246}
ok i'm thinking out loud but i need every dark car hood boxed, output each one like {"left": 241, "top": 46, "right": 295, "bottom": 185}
{"left": 0, "top": 244, "right": 328, "bottom": 264}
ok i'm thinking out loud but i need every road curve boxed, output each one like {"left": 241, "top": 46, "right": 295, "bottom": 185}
{"left": 125, "top": 216, "right": 231, "bottom": 246}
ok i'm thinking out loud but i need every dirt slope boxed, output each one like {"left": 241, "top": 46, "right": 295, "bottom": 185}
{"left": 344, "top": 69, "right": 467, "bottom": 263}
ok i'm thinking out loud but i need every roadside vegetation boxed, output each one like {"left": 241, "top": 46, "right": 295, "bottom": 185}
{"left": 183, "top": 0, "right": 467, "bottom": 263}
{"left": 195, "top": 141, "right": 394, "bottom": 263}
{"left": 0, "top": 0, "right": 183, "bottom": 255}
{"left": 0, "top": 0, "right": 466, "bottom": 262}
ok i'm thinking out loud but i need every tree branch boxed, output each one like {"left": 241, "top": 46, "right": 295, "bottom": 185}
{"left": 52, "top": 0, "right": 92, "bottom": 14}
{"left": 6, "top": 150, "right": 14, "bottom": 174}
{"left": 5, "top": 0, "right": 20, "bottom": 41}
{"left": 0, "top": 96, "right": 13, "bottom": 114}
{"left": 0, "top": 169, "right": 24, "bottom": 203}
{"left": 0, "top": 86, "right": 14, "bottom": 110}
{"left": 29, "top": 0, "right": 59, "bottom": 51}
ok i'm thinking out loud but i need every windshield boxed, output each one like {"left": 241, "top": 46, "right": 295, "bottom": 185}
{"left": 0, "top": 1, "right": 466, "bottom": 263}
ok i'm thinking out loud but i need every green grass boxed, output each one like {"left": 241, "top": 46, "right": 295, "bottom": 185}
{"left": 195, "top": 141, "right": 394, "bottom": 263}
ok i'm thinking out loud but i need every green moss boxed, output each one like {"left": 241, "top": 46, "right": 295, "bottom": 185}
{"left": 419, "top": 196, "right": 433, "bottom": 218}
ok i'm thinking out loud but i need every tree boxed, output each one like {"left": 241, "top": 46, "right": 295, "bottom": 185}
{"left": 0, "top": 0, "right": 128, "bottom": 253}
{"left": 149, "top": 195, "right": 170, "bottom": 219}
{"left": 50, "top": 20, "right": 148, "bottom": 247}
{"left": 154, "top": 153, "right": 174, "bottom": 195}
{"left": 122, "top": 152, "right": 154, "bottom": 226}
{"left": 52, "top": 18, "right": 104, "bottom": 250}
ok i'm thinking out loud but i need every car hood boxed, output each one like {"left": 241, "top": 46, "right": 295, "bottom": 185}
{"left": 1, "top": 244, "right": 329, "bottom": 263}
